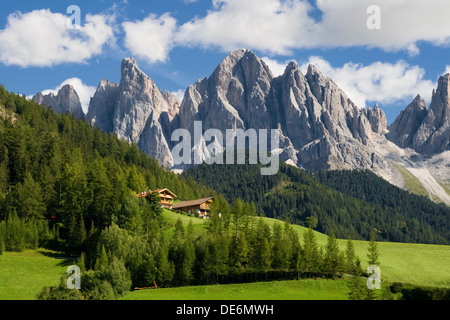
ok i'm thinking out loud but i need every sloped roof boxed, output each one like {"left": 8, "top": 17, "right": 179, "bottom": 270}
{"left": 172, "top": 197, "right": 214, "bottom": 209}
{"left": 136, "top": 188, "right": 177, "bottom": 199}
{"left": 154, "top": 188, "right": 177, "bottom": 198}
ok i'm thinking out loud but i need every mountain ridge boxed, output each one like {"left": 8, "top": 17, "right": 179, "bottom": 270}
{"left": 31, "top": 50, "right": 450, "bottom": 205}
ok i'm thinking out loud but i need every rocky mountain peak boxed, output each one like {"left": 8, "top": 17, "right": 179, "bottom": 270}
{"left": 32, "top": 84, "right": 85, "bottom": 119}
{"left": 366, "top": 104, "right": 388, "bottom": 134}
{"left": 435, "top": 73, "right": 450, "bottom": 98}
{"left": 412, "top": 73, "right": 450, "bottom": 153}
{"left": 387, "top": 94, "right": 427, "bottom": 148}
{"left": 388, "top": 73, "right": 450, "bottom": 154}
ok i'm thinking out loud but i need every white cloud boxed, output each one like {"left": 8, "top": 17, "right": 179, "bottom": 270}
{"left": 170, "top": 89, "right": 185, "bottom": 101}
{"left": 315, "top": 0, "right": 450, "bottom": 55}
{"left": 261, "top": 56, "right": 298, "bottom": 77}
{"left": 124, "top": 0, "right": 450, "bottom": 63}
{"left": 0, "top": 9, "right": 115, "bottom": 67}
{"left": 445, "top": 66, "right": 450, "bottom": 75}
{"left": 122, "top": 13, "right": 177, "bottom": 64}
{"left": 298, "top": 56, "right": 436, "bottom": 108}
{"left": 175, "top": 0, "right": 315, "bottom": 55}
{"left": 39, "top": 78, "right": 96, "bottom": 114}
{"left": 115, "top": 0, "right": 450, "bottom": 68}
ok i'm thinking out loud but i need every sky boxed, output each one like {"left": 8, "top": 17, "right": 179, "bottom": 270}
{"left": 1, "top": 0, "right": 450, "bottom": 124}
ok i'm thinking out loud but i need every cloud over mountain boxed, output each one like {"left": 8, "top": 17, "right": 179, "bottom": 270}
{"left": 0, "top": 9, "right": 115, "bottom": 67}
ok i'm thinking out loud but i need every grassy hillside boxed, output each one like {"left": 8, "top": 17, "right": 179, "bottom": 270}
{"left": 1, "top": 210, "right": 448, "bottom": 300}
{"left": 123, "top": 279, "right": 350, "bottom": 300}
{"left": 165, "top": 211, "right": 450, "bottom": 289}
{"left": 0, "top": 249, "right": 72, "bottom": 300}
{"left": 183, "top": 161, "right": 450, "bottom": 244}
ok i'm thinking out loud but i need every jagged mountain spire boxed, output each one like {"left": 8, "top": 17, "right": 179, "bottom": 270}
{"left": 33, "top": 84, "right": 85, "bottom": 119}
{"left": 388, "top": 73, "right": 450, "bottom": 154}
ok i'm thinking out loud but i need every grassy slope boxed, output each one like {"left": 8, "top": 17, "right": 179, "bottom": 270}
{"left": 0, "top": 249, "right": 72, "bottom": 300}
{"left": 123, "top": 279, "right": 349, "bottom": 300}
{"left": 163, "top": 211, "right": 450, "bottom": 288}
{"left": 126, "top": 211, "right": 450, "bottom": 300}
{"left": 1, "top": 210, "right": 448, "bottom": 300}
{"left": 394, "top": 164, "right": 431, "bottom": 198}
{"left": 263, "top": 217, "right": 450, "bottom": 288}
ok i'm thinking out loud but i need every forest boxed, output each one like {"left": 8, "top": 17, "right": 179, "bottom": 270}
{"left": 183, "top": 157, "right": 450, "bottom": 244}
{"left": 0, "top": 87, "right": 372, "bottom": 300}
{"left": 1, "top": 87, "right": 447, "bottom": 300}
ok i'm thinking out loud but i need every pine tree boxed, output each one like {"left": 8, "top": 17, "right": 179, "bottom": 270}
{"left": 251, "top": 218, "right": 271, "bottom": 275}
{"left": 230, "top": 231, "right": 249, "bottom": 274}
{"left": 324, "top": 231, "right": 340, "bottom": 278}
{"left": 156, "top": 234, "right": 174, "bottom": 286}
{"left": 78, "top": 252, "right": 86, "bottom": 273}
{"left": 94, "top": 245, "right": 109, "bottom": 271}
{"left": 347, "top": 269, "right": 366, "bottom": 300}
{"left": 302, "top": 226, "right": 320, "bottom": 274}
{"left": 232, "top": 198, "right": 244, "bottom": 240}
{"left": 367, "top": 231, "right": 380, "bottom": 266}
{"left": 181, "top": 238, "right": 196, "bottom": 285}
{"left": 67, "top": 212, "right": 86, "bottom": 256}
{"left": 10, "top": 172, "right": 45, "bottom": 221}
{"left": 345, "top": 238, "right": 359, "bottom": 275}
{"left": 271, "top": 222, "right": 286, "bottom": 272}
{"left": 363, "top": 232, "right": 382, "bottom": 300}
{"left": 0, "top": 237, "right": 4, "bottom": 255}
{"left": 87, "top": 159, "right": 114, "bottom": 229}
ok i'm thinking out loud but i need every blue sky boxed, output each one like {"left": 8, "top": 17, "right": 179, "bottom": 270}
{"left": 1, "top": 0, "right": 450, "bottom": 124}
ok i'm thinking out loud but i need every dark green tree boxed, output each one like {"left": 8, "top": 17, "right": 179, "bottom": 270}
{"left": 324, "top": 231, "right": 341, "bottom": 278}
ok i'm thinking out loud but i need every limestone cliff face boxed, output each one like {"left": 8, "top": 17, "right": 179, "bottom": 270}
{"left": 387, "top": 95, "right": 428, "bottom": 148}
{"left": 175, "top": 49, "right": 389, "bottom": 171}
{"left": 270, "top": 62, "right": 388, "bottom": 170}
{"left": 86, "top": 57, "right": 178, "bottom": 168}
{"left": 388, "top": 74, "right": 450, "bottom": 154}
{"left": 87, "top": 79, "right": 119, "bottom": 133}
{"left": 413, "top": 74, "right": 450, "bottom": 154}
{"left": 33, "top": 84, "right": 85, "bottom": 119}
{"left": 32, "top": 51, "right": 391, "bottom": 172}
{"left": 31, "top": 50, "right": 450, "bottom": 204}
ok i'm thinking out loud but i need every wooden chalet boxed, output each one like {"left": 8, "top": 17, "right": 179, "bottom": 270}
{"left": 137, "top": 188, "right": 177, "bottom": 210}
{"left": 172, "top": 197, "right": 214, "bottom": 219}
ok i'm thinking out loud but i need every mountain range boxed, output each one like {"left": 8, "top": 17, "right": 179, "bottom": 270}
{"left": 32, "top": 49, "right": 450, "bottom": 205}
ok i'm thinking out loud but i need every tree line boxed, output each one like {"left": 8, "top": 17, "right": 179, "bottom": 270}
{"left": 183, "top": 158, "right": 450, "bottom": 244}
{"left": 0, "top": 86, "right": 215, "bottom": 255}
{"left": 0, "top": 86, "right": 392, "bottom": 300}
{"left": 37, "top": 195, "right": 387, "bottom": 300}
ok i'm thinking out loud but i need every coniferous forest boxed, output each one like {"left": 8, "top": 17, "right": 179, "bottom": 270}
{"left": 183, "top": 157, "right": 450, "bottom": 245}
{"left": 0, "top": 87, "right": 366, "bottom": 300}
{"left": 0, "top": 87, "right": 449, "bottom": 301}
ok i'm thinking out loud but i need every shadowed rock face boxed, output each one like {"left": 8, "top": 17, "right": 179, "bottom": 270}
{"left": 30, "top": 50, "right": 450, "bottom": 203}
{"left": 86, "top": 57, "right": 180, "bottom": 168}
{"left": 87, "top": 79, "right": 119, "bottom": 133}
{"left": 33, "top": 50, "right": 390, "bottom": 172}
{"left": 388, "top": 74, "right": 450, "bottom": 154}
{"left": 387, "top": 95, "right": 428, "bottom": 149}
{"left": 33, "top": 84, "right": 85, "bottom": 120}
{"left": 176, "top": 49, "right": 388, "bottom": 171}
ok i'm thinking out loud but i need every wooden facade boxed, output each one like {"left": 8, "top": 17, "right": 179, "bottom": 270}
{"left": 137, "top": 188, "right": 177, "bottom": 210}
{"left": 172, "top": 197, "right": 214, "bottom": 219}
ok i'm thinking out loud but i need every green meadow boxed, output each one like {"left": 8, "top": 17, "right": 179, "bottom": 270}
{"left": 0, "top": 211, "right": 449, "bottom": 300}
{"left": 123, "top": 279, "right": 350, "bottom": 300}
{"left": 0, "top": 249, "right": 72, "bottom": 300}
